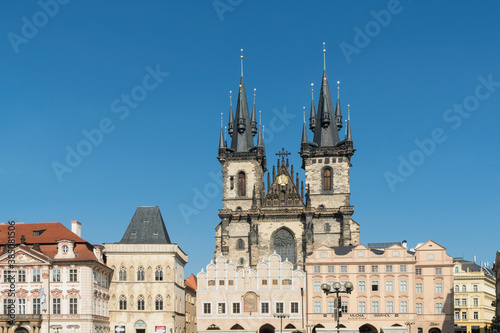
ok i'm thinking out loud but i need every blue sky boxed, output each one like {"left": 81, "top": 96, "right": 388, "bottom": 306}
{"left": 1, "top": 1, "right": 499, "bottom": 276}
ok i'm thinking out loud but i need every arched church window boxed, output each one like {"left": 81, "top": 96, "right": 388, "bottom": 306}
{"left": 155, "top": 266, "right": 163, "bottom": 281}
{"left": 239, "top": 258, "right": 244, "bottom": 265}
{"left": 119, "top": 266, "right": 127, "bottom": 281}
{"left": 237, "top": 239, "right": 244, "bottom": 250}
{"left": 156, "top": 295, "right": 163, "bottom": 310}
{"left": 273, "top": 228, "right": 295, "bottom": 264}
{"left": 137, "top": 266, "right": 145, "bottom": 281}
{"left": 323, "top": 168, "right": 332, "bottom": 191}
{"left": 119, "top": 295, "right": 127, "bottom": 310}
{"left": 238, "top": 172, "right": 246, "bottom": 196}
{"left": 137, "top": 295, "right": 145, "bottom": 310}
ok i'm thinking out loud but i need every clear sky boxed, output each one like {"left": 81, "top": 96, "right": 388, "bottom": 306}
{"left": 1, "top": 1, "right": 499, "bottom": 276}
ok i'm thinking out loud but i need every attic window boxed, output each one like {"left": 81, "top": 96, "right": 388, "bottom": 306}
{"left": 153, "top": 231, "right": 159, "bottom": 236}
{"left": 144, "top": 219, "right": 149, "bottom": 223}
{"left": 62, "top": 245, "right": 69, "bottom": 254}
{"left": 33, "top": 230, "right": 46, "bottom": 236}
{"left": 131, "top": 231, "right": 137, "bottom": 236}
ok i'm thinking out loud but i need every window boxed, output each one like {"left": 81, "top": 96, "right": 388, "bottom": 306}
{"left": 372, "top": 280, "right": 379, "bottom": 291}
{"left": 416, "top": 303, "right": 423, "bottom": 315}
{"left": 416, "top": 268, "right": 422, "bottom": 275}
{"left": 233, "top": 302, "right": 240, "bottom": 314}
{"left": 291, "top": 302, "right": 299, "bottom": 314}
{"left": 18, "top": 270, "right": 26, "bottom": 282}
{"left": 358, "top": 265, "right": 365, "bottom": 273}
{"left": 272, "top": 279, "right": 278, "bottom": 285}
{"left": 386, "top": 280, "right": 393, "bottom": 291}
{"left": 462, "top": 285, "right": 466, "bottom": 292}
{"left": 262, "top": 279, "right": 268, "bottom": 285}
{"left": 341, "top": 301, "right": 348, "bottom": 313}
{"left": 119, "top": 267, "right": 127, "bottom": 281}
{"left": 314, "top": 266, "right": 321, "bottom": 273}
{"left": 371, "top": 301, "right": 379, "bottom": 313}
{"left": 435, "top": 303, "right": 443, "bottom": 314}
{"left": 3, "top": 299, "right": 10, "bottom": 315}
{"left": 276, "top": 302, "right": 284, "bottom": 314}
{"left": 358, "top": 301, "right": 366, "bottom": 313}
{"left": 137, "top": 267, "right": 145, "bottom": 281}
{"left": 358, "top": 281, "right": 366, "bottom": 292}
{"left": 237, "top": 239, "right": 244, "bottom": 250}
{"left": 371, "top": 265, "right": 378, "bottom": 273}
{"left": 473, "top": 285, "right": 478, "bottom": 292}
{"left": 203, "top": 303, "right": 211, "bottom": 314}
{"left": 219, "top": 280, "right": 225, "bottom": 286}
{"left": 328, "top": 301, "right": 335, "bottom": 313}
{"left": 473, "top": 298, "right": 478, "bottom": 306}
{"left": 325, "top": 223, "right": 330, "bottom": 232}
{"left": 400, "top": 265, "right": 407, "bottom": 272}
{"left": 454, "top": 299, "right": 460, "bottom": 306}
{"left": 119, "top": 295, "right": 127, "bottom": 310}
{"left": 385, "top": 265, "right": 393, "bottom": 273}
{"left": 282, "top": 279, "right": 291, "bottom": 285}
{"left": 69, "top": 269, "right": 78, "bottom": 282}
{"left": 340, "top": 265, "right": 348, "bottom": 273}
{"left": 416, "top": 283, "right": 423, "bottom": 293}
{"left": 69, "top": 298, "right": 78, "bottom": 314}
{"left": 400, "top": 301, "right": 408, "bottom": 313}
{"left": 435, "top": 267, "right": 442, "bottom": 275}
{"left": 239, "top": 258, "right": 244, "bottom": 265}
{"left": 400, "top": 280, "right": 408, "bottom": 291}
{"left": 155, "top": 267, "right": 163, "bottom": 281}
{"left": 238, "top": 171, "right": 246, "bottom": 196}
{"left": 62, "top": 245, "right": 69, "bottom": 253}
{"left": 386, "top": 301, "right": 394, "bottom": 313}
{"left": 218, "top": 303, "right": 226, "bottom": 314}
{"left": 261, "top": 302, "right": 269, "bottom": 314}
{"left": 314, "top": 281, "right": 321, "bottom": 292}
{"left": 137, "top": 295, "right": 145, "bottom": 310}
{"left": 3, "top": 270, "right": 13, "bottom": 283}
{"left": 327, "top": 265, "right": 335, "bottom": 273}
{"left": 455, "top": 312, "right": 460, "bottom": 320}
{"left": 273, "top": 228, "right": 295, "bottom": 264}
{"left": 208, "top": 280, "right": 215, "bottom": 286}
{"left": 156, "top": 295, "right": 163, "bottom": 310}
{"left": 455, "top": 266, "right": 460, "bottom": 273}
{"left": 462, "top": 312, "right": 467, "bottom": 319}
{"left": 435, "top": 283, "right": 443, "bottom": 293}
{"left": 32, "top": 269, "right": 41, "bottom": 282}
{"left": 474, "top": 312, "right": 479, "bottom": 319}
{"left": 455, "top": 285, "right": 459, "bottom": 292}
{"left": 323, "top": 168, "right": 332, "bottom": 191}
{"left": 33, "top": 298, "right": 41, "bottom": 314}
{"left": 53, "top": 298, "right": 61, "bottom": 314}
{"left": 18, "top": 299, "right": 26, "bottom": 314}
{"left": 462, "top": 299, "right": 467, "bottom": 306}
{"left": 314, "top": 301, "right": 321, "bottom": 313}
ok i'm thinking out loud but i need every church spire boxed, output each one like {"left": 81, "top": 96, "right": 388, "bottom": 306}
{"left": 309, "top": 83, "right": 316, "bottom": 131}
{"left": 312, "top": 42, "right": 340, "bottom": 147}
{"left": 302, "top": 107, "right": 309, "bottom": 144}
{"left": 251, "top": 88, "right": 257, "bottom": 136}
{"left": 346, "top": 104, "right": 352, "bottom": 142}
{"left": 257, "top": 111, "right": 264, "bottom": 147}
{"left": 335, "top": 81, "right": 343, "bottom": 130}
{"left": 228, "top": 91, "right": 234, "bottom": 136}
{"left": 219, "top": 113, "right": 225, "bottom": 149}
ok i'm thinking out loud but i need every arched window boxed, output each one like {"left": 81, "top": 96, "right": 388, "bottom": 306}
{"left": 156, "top": 295, "right": 163, "bottom": 310}
{"left": 119, "top": 266, "right": 127, "bottom": 281}
{"left": 323, "top": 168, "right": 332, "bottom": 191}
{"left": 238, "top": 172, "right": 246, "bottom": 196}
{"left": 137, "top": 266, "right": 145, "bottom": 281}
{"left": 137, "top": 295, "right": 145, "bottom": 310}
{"left": 237, "top": 239, "right": 244, "bottom": 250}
{"left": 119, "top": 295, "right": 127, "bottom": 310}
{"left": 239, "top": 258, "right": 244, "bottom": 265}
{"left": 155, "top": 267, "right": 163, "bottom": 281}
{"left": 273, "top": 228, "right": 295, "bottom": 264}
{"left": 454, "top": 285, "right": 459, "bottom": 292}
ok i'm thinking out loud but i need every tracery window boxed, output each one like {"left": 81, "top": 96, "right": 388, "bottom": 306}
{"left": 237, "top": 239, "right": 244, "bottom": 250}
{"left": 156, "top": 295, "right": 163, "bottom": 310}
{"left": 119, "top": 266, "right": 127, "bottom": 281}
{"left": 137, "top": 295, "right": 145, "bottom": 310}
{"left": 119, "top": 295, "right": 127, "bottom": 310}
{"left": 323, "top": 168, "right": 332, "bottom": 191}
{"left": 238, "top": 172, "right": 246, "bottom": 196}
{"left": 137, "top": 266, "right": 145, "bottom": 281}
{"left": 155, "top": 267, "right": 163, "bottom": 281}
{"left": 273, "top": 228, "right": 295, "bottom": 264}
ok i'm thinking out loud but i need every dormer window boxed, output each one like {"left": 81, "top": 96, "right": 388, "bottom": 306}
{"left": 62, "top": 245, "right": 69, "bottom": 254}
{"left": 33, "top": 230, "right": 45, "bottom": 236}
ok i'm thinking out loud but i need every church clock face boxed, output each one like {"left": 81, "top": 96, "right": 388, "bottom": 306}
{"left": 277, "top": 174, "right": 288, "bottom": 186}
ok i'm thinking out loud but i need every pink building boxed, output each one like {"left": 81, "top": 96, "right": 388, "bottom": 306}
{"left": 305, "top": 241, "right": 454, "bottom": 333}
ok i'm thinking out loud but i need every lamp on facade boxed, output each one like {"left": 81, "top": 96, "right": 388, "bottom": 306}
{"left": 274, "top": 312, "right": 290, "bottom": 333}
{"left": 321, "top": 281, "right": 354, "bottom": 333}
{"left": 405, "top": 321, "right": 415, "bottom": 333}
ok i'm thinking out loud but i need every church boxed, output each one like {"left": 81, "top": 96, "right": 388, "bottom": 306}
{"left": 215, "top": 46, "right": 359, "bottom": 270}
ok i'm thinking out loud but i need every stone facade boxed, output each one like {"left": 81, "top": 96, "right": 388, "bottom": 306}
{"left": 196, "top": 253, "right": 306, "bottom": 333}
{"left": 493, "top": 251, "right": 500, "bottom": 333}
{"left": 305, "top": 241, "right": 454, "bottom": 333}
{"left": 453, "top": 259, "right": 495, "bottom": 333}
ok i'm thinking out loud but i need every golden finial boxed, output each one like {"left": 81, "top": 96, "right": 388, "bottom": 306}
{"left": 337, "top": 81, "right": 340, "bottom": 99}
{"left": 323, "top": 42, "right": 326, "bottom": 71}
{"left": 311, "top": 83, "right": 314, "bottom": 100}
{"left": 259, "top": 110, "right": 262, "bottom": 126}
{"left": 240, "top": 49, "right": 244, "bottom": 77}
{"left": 253, "top": 88, "right": 256, "bottom": 104}
{"left": 229, "top": 90, "right": 232, "bottom": 106}
{"left": 224, "top": 126, "right": 227, "bottom": 141}
{"left": 303, "top": 106, "right": 306, "bottom": 123}
{"left": 221, "top": 112, "right": 223, "bottom": 128}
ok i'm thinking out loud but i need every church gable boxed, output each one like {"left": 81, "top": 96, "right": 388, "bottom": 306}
{"left": 263, "top": 152, "right": 304, "bottom": 208}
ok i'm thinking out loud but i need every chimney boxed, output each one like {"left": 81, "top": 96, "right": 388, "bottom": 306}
{"left": 71, "top": 220, "right": 81, "bottom": 237}
{"left": 402, "top": 240, "right": 407, "bottom": 249}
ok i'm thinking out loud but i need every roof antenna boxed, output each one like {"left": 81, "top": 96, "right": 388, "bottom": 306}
{"left": 323, "top": 42, "right": 326, "bottom": 71}
{"left": 240, "top": 48, "right": 244, "bottom": 77}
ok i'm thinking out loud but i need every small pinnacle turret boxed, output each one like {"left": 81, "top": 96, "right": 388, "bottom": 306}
{"left": 309, "top": 83, "right": 316, "bottom": 131}
{"left": 228, "top": 91, "right": 234, "bottom": 136}
{"left": 346, "top": 105, "right": 352, "bottom": 142}
{"left": 219, "top": 113, "right": 225, "bottom": 149}
{"left": 257, "top": 111, "right": 264, "bottom": 148}
{"left": 335, "top": 81, "right": 343, "bottom": 131}
{"left": 251, "top": 89, "right": 257, "bottom": 137}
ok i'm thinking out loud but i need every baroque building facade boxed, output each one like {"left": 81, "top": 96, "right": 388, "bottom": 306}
{"left": 215, "top": 48, "right": 359, "bottom": 271}
{"left": 104, "top": 206, "right": 188, "bottom": 333}
{"left": 0, "top": 221, "right": 112, "bottom": 333}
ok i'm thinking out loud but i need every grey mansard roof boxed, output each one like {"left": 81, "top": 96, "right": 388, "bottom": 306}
{"left": 119, "top": 206, "right": 171, "bottom": 244}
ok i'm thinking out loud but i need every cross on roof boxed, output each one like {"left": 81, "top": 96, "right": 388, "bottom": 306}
{"left": 276, "top": 148, "right": 291, "bottom": 160}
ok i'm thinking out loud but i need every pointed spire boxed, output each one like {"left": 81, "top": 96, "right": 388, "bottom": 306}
{"left": 335, "top": 80, "right": 343, "bottom": 130}
{"left": 302, "top": 107, "right": 309, "bottom": 144}
{"left": 251, "top": 88, "right": 257, "bottom": 136}
{"left": 228, "top": 90, "right": 234, "bottom": 136}
{"left": 219, "top": 112, "right": 225, "bottom": 148}
{"left": 346, "top": 104, "right": 352, "bottom": 142}
{"left": 257, "top": 111, "right": 264, "bottom": 147}
{"left": 309, "top": 83, "right": 316, "bottom": 131}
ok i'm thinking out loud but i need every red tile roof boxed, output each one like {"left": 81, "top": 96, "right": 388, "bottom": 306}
{"left": 0, "top": 222, "right": 97, "bottom": 262}
{"left": 185, "top": 274, "right": 197, "bottom": 290}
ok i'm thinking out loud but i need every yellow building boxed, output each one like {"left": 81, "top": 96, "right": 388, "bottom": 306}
{"left": 453, "top": 258, "right": 495, "bottom": 333}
